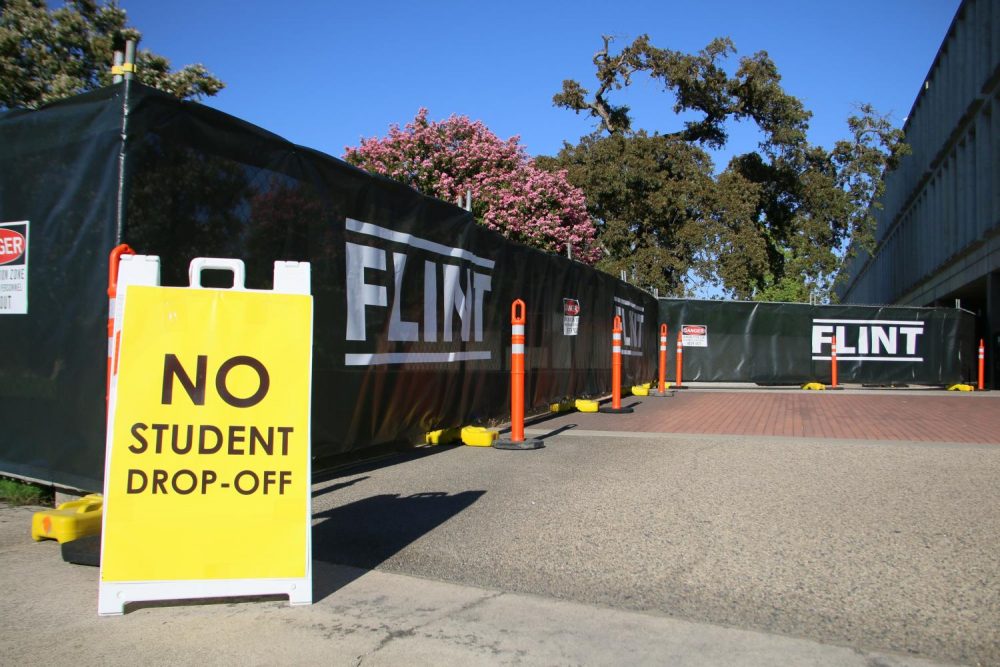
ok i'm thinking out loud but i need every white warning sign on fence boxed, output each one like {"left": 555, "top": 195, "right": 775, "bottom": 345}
{"left": 0, "top": 221, "right": 28, "bottom": 315}
{"left": 563, "top": 298, "right": 580, "bottom": 336}
{"left": 681, "top": 324, "right": 708, "bottom": 347}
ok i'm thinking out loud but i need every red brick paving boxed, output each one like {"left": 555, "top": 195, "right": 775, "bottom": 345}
{"left": 540, "top": 391, "right": 1000, "bottom": 444}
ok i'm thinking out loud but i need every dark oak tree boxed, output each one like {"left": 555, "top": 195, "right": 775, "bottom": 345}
{"left": 544, "top": 35, "right": 907, "bottom": 300}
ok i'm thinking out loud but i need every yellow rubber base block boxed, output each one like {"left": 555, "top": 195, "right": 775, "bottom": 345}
{"left": 801, "top": 382, "right": 826, "bottom": 391}
{"left": 32, "top": 494, "right": 103, "bottom": 544}
{"left": 947, "top": 384, "right": 975, "bottom": 392}
{"left": 425, "top": 427, "right": 461, "bottom": 445}
{"left": 461, "top": 426, "right": 498, "bottom": 447}
{"left": 550, "top": 400, "right": 576, "bottom": 413}
{"left": 631, "top": 385, "right": 649, "bottom": 396}
{"left": 575, "top": 399, "right": 599, "bottom": 413}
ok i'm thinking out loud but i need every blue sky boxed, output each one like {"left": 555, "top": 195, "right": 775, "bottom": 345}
{"left": 121, "top": 0, "right": 960, "bottom": 169}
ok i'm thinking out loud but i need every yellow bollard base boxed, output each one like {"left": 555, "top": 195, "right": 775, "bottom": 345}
{"left": 425, "top": 427, "right": 461, "bottom": 445}
{"left": 31, "top": 494, "right": 103, "bottom": 544}
{"left": 461, "top": 426, "right": 498, "bottom": 447}
{"left": 574, "top": 399, "right": 599, "bottom": 413}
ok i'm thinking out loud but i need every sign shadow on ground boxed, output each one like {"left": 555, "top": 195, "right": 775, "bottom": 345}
{"left": 311, "top": 490, "right": 486, "bottom": 602}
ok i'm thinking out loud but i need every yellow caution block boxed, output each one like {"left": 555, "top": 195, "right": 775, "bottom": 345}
{"left": 631, "top": 385, "right": 650, "bottom": 396}
{"left": 425, "top": 427, "right": 461, "bottom": 445}
{"left": 461, "top": 426, "right": 498, "bottom": 447}
{"left": 801, "top": 382, "right": 826, "bottom": 391}
{"left": 549, "top": 400, "right": 576, "bottom": 413}
{"left": 947, "top": 384, "right": 975, "bottom": 392}
{"left": 32, "top": 494, "right": 103, "bottom": 544}
{"left": 575, "top": 399, "right": 599, "bottom": 413}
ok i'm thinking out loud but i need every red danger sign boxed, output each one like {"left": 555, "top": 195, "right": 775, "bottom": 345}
{"left": 0, "top": 228, "right": 25, "bottom": 265}
{"left": 681, "top": 324, "right": 708, "bottom": 347}
{"left": 563, "top": 299, "right": 580, "bottom": 316}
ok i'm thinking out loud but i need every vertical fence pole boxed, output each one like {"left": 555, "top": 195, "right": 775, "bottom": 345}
{"left": 107, "top": 244, "right": 135, "bottom": 411}
{"left": 495, "top": 300, "right": 544, "bottom": 449}
{"left": 600, "top": 315, "right": 634, "bottom": 413}
{"left": 979, "top": 339, "right": 985, "bottom": 391}
{"left": 675, "top": 332, "right": 684, "bottom": 388}
{"left": 831, "top": 335, "right": 839, "bottom": 388}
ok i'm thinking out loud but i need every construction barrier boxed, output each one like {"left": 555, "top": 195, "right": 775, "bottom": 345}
{"left": 0, "top": 83, "right": 657, "bottom": 491}
{"left": 659, "top": 299, "right": 976, "bottom": 386}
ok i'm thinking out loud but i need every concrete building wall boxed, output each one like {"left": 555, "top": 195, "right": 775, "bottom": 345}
{"left": 838, "top": 0, "right": 1000, "bottom": 386}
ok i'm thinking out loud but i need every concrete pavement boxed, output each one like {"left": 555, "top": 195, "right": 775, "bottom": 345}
{"left": 0, "top": 504, "right": 955, "bottom": 666}
{"left": 2, "top": 389, "right": 998, "bottom": 665}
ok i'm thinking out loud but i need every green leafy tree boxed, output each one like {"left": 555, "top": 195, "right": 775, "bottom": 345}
{"left": 0, "top": 0, "right": 223, "bottom": 109}
{"left": 545, "top": 35, "right": 907, "bottom": 301}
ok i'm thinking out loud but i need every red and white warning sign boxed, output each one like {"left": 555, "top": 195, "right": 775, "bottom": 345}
{"left": 0, "top": 221, "right": 29, "bottom": 315}
{"left": 681, "top": 324, "right": 708, "bottom": 347}
{"left": 563, "top": 298, "right": 580, "bottom": 336}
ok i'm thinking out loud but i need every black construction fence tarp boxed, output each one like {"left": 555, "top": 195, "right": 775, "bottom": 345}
{"left": 0, "top": 83, "right": 657, "bottom": 491}
{"left": 658, "top": 299, "right": 977, "bottom": 385}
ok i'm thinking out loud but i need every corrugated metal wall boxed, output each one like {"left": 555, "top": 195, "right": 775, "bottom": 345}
{"left": 840, "top": 0, "right": 1000, "bottom": 305}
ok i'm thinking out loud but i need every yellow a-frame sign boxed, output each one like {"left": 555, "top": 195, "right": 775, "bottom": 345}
{"left": 99, "top": 257, "right": 312, "bottom": 615}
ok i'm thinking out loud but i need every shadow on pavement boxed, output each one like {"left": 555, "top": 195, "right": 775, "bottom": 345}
{"left": 311, "top": 475, "right": 369, "bottom": 499}
{"left": 538, "top": 424, "right": 577, "bottom": 440}
{"left": 311, "top": 490, "right": 486, "bottom": 602}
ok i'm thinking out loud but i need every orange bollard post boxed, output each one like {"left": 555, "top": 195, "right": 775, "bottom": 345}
{"left": 978, "top": 339, "right": 985, "bottom": 391}
{"left": 651, "top": 324, "right": 673, "bottom": 397}
{"left": 600, "top": 315, "right": 634, "bottom": 414}
{"left": 675, "top": 331, "right": 684, "bottom": 388}
{"left": 495, "top": 300, "right": 543, "bottom": 450}
{"left": 107, "top": 243, "right": 135, "bottom": 411}
{"left": 831, "top": 334, "right": 839, "bottom": 388}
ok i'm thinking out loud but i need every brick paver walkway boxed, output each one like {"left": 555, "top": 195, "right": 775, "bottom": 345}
{"left": 538, "top": 391, "right": 1000, "bottom": 444}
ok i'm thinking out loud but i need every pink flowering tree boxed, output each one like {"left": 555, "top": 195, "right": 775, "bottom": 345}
{"left": 343, "top": 109, "right": 601, "bottom": 263}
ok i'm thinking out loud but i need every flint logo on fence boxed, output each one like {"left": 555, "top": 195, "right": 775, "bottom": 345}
{"left": 0, "top": 221, "right": 28, "bottom": 314}
{"left": 102, "top": 285, "right": 311, "bottom": 583}
{"left": 613, "top": 296, "right": 645, "bottom": 356}
{"left": 344, "top": 218, "right": 493, "bottom": 365}
{"left": 812, "top": 318, "right": 925, "bottom": 362}
{"left": 563, "top": 298, "right": 580, "bottom": 336}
